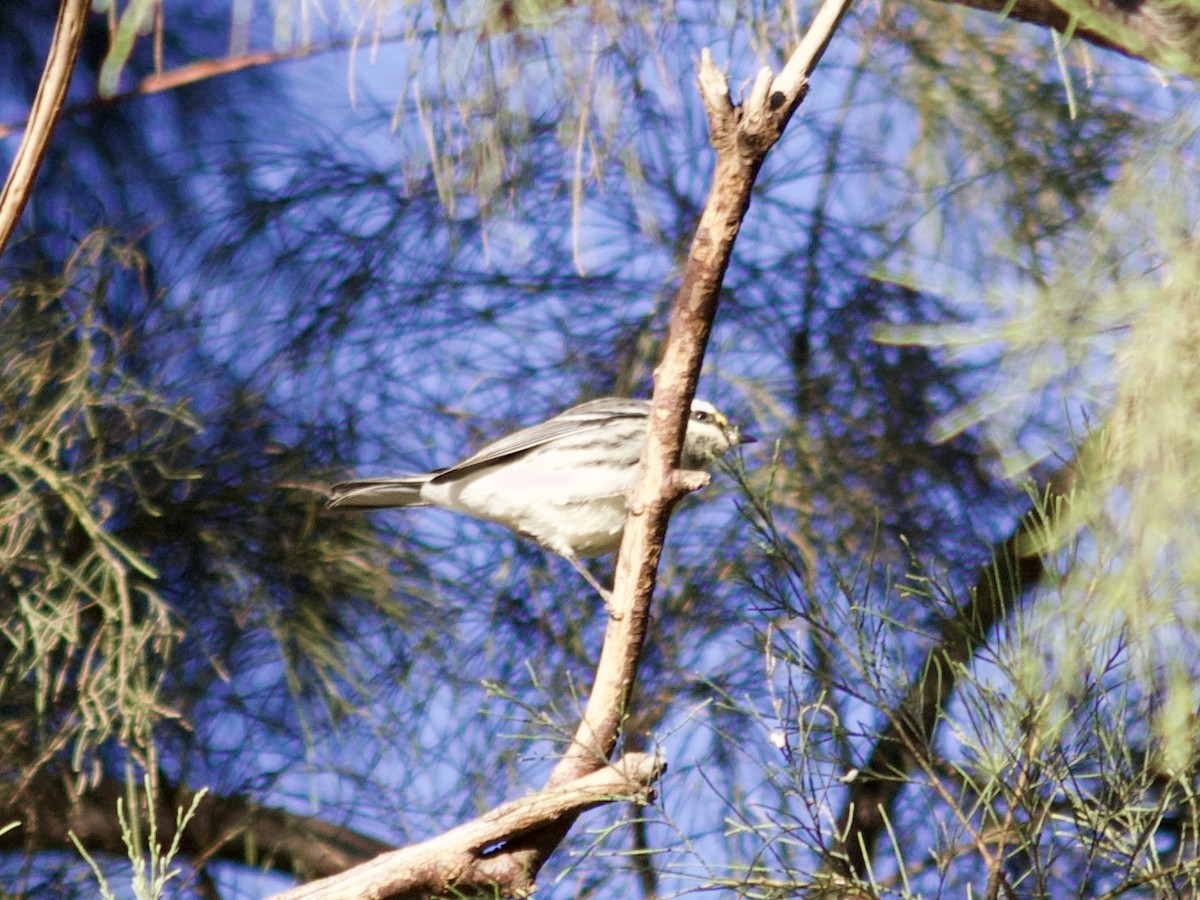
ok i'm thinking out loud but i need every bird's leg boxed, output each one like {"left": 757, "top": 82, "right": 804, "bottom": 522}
{"left": 562, "top": 553, "right": 620, "bottom": 618}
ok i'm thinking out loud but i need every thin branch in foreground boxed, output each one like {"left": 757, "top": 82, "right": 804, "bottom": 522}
{"left": 552, "top": 0, "right": 855, "bottom": 786}
{"left": 0, "top": 0, "right": 88, "bottom": 258}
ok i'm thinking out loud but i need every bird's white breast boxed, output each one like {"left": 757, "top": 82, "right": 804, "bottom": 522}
{"left": 419, "top": 452, "right": 636, "bottom": 558}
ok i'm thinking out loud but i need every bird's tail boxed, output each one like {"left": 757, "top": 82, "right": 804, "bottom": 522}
{"left": 326, "top": 476, "right": 433, "bottom": 509}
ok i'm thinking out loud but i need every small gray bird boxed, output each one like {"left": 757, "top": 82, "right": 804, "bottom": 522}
{"left": 327, "top": 397, "right": 754, "bottom": 596}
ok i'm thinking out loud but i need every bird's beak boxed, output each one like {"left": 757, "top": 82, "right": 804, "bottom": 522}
{"left": 737, "top": 431, "right": 757, "bottom": 445}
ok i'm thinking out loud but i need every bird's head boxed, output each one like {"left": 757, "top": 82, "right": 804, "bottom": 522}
{"left": 682, "top": 399, "right": 755, "bottom": 467}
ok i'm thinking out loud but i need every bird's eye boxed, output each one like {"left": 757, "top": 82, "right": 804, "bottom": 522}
{"left": 692, "top": 410, "right": 711, "bottom": 422}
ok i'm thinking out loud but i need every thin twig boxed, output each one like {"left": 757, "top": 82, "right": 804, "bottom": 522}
{"left": 984, "top": 723, "right": 1042, "bottom": 900}
{"left": 830, "top": 446, "right": 1089, "bottom": 879}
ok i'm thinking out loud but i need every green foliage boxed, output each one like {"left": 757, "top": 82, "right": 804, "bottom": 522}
{"left": 0, "top": 234, "right": 188, "bottom": 780}
{"left": 70, "top": 772, "right": 208, "bottom": 900}
{"left": 94, "top": 0, "right": 161, "bottom": 97}
{"left": 0, "top": 235, "right": 404, "bottom": 877}
{"left": 670, "top": 466, "right": 1200, "bottom": 896}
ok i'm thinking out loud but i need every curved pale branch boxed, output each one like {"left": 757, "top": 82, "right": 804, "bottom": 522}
{"left": 0, "top": 0, "right": 88, "bottom": 258}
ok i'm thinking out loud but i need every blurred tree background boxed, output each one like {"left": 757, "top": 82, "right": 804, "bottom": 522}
{"left": 2, "top": 0, "right": 1199, "bottom": 896}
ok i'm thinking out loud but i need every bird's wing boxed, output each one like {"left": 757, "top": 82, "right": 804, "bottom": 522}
{"left": 431, "top": 398, "right": 649, "bottom": 483}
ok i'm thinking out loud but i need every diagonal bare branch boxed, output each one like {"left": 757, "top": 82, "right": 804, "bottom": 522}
{"left": 266, "top": 0, "right": 854, "bottom": 895}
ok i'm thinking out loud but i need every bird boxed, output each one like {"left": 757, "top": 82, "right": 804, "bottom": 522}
{"left": 326, "top": 397, "right": 754, "bottom": 598}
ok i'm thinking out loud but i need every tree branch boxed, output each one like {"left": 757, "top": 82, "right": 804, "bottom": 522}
{"left": 931, "top": 0, "right": 1200, "bottom": 79}
{"left": 0, "top": 0, "right": 88, "bottom": 259}
{"left": 0, "top": 37, "right": 395, "bottom": 141}
{"left": 271, "top": 1, "right": 853, "bottom": 896}
{"left": 569, "top": 0, "right": 854, "bottom": 775}
{"left": 270, "top": 754, "right": 664, "bottom": 900}
{"left": 0, "top": 768, "right": 392, "bottom": 881}
{"left": 486, "top": 0, "right": 856, "bottom": 887}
